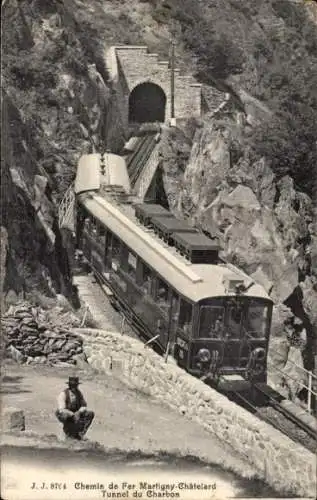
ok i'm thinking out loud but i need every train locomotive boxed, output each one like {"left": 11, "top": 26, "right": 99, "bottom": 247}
{"left": 73, "top": 152, "right": 273, "bottom": 387}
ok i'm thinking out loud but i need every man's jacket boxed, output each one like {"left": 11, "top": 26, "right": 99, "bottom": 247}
{"left": 57, "top": 388, "right": 87, "bottom": 413}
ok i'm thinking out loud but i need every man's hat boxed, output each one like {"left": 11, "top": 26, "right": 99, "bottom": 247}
{"left": 68, "top": 376, "right": 80, "bottom": 385}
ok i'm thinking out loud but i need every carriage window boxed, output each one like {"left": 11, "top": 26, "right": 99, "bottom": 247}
{"left": 111, "top": 236, "right": 121, "bottom": 271}
{"left": 155, "top": 278, "right": 169, "bottom": 307}
{"left": 97, "top": 223, "right": 106, "bottom": 245}
{"left": 227, "top": 306, "right": 243, "bottom": 339}
{"left": 179, "top": 299, "right": 193, "bottom": 336}
{"left": 138, "top": 261, "right": 153, "bottom": 294}
{"left": 199, "top": 306, "right": 224, "bottom": 339}
{"left": 244, "top": 304, "right": 269, "bottom": 339}
{"left": 80, "top": 208, "right": 90, "bottom": 230}
{"left": 105, "top": 231, "right": 112, "bottom": 268}
{"left": 127, "top": 251, "right": 137, "bottom": 280}
{"left": 91, "top": 217, "right": 98, "bottom": 235}
{"left": 83, "top": 217, "right": 90, "bottom": 232}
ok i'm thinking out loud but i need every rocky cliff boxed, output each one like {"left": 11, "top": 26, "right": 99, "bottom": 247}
{"left": 159, "top": 99, "right": 316, "bottom": 398}
{"left": 2, "top": 0, "right": 127, "bottom": 300}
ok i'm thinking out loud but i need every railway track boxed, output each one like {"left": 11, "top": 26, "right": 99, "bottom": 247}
{"left": 79, "top": 261, "right": 316, "bottom": 454}
{"left": 126, "top": 131, "right": 159, "bottom": 187}
{"left": 88, "top": 267, "right": 316, "bottom": 453}
{"left": 126, "top": 135, "right": 149, "bottom": 178}
{"left": 221, "top": 382, "right": 316, "bottom": 453}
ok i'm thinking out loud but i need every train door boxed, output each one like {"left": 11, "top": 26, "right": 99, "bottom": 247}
{"left": 76, "top": 205, "right": 85, "bottom": 250}
{"left": 81, "top": 215, "right": 92, "bottom": 261}
{"left": 104, "top": 230, "right": 112, "bottom": 271}
{"left": 174, "top": 298, "right": 193, "bottom": 368}
{"left": 168, "top": 291, "right": 180, "bottom": 352}
{"left": 152, "top": 276, "right": 170, "bottom": 351}
{"left": 90, "top": 222, "right": 106, "bottom": 274}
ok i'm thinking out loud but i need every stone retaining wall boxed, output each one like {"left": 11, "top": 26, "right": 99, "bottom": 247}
{"left": 76, "top": 328, "right": 315, "bottom": 498}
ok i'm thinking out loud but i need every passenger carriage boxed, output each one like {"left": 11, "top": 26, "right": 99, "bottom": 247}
{"left": 74, "top": 153, "right": 273, "bottom": 385}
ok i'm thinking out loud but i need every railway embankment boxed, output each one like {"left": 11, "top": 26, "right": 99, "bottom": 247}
{"left": 76, "top": 328, "right": 315, "bottom": 499}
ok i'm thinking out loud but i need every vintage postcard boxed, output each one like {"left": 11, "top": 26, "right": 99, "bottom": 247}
{"left": 1, "top": 1, "right": 317, "bottom": 499}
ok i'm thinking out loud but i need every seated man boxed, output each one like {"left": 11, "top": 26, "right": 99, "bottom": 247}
{"left": 55, "top": 376, "right": 94, "bottom": 440}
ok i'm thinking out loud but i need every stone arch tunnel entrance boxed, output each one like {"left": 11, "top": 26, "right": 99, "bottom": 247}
{"left": 129, "top": 82, "right": 166, "bottom": 123}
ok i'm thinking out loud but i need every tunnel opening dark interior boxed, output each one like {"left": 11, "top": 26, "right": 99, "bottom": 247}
{"left": 129, "top": 83, "right": 166, "bottom": 123}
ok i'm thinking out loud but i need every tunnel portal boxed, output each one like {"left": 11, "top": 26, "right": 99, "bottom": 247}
{"left": 128, "top": 82, "right": 166, "bottom": 123}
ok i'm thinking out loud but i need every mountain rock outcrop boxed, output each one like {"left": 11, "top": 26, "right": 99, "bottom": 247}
{"left": 177, "top": 115, "right": 314, "bottom": 302}
{"left": 160, "top": 106, "right": 316, "bottom": 397}
{"left": 2, "top": 0, "right": 127, "bottom": 300}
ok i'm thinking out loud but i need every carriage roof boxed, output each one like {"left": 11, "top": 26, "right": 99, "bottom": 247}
{"left": 80, "top": 193, "right": 272, "bottom": 304}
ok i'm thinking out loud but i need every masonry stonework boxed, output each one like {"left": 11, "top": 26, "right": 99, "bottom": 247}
{"left": 106, "top": 46, "right": 202, "bottom": 126}
{"left": 77, "top": 328, "right": 315, "bottom": 499}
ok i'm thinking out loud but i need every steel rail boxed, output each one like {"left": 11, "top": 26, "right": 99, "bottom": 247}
{"left": 253, "top": 383, "right": 317, "bottom": 439}
{"left": 126, "top": 135, "right": 148, "bottom": 173}
{"left": 130, "top": 134, "right": 157, "bottom": 187}
{"left": 131, "top": 136, "right": 157, "bottom": 186}
{"left": 212, "top": 377, "right": 316, "bottom": 450}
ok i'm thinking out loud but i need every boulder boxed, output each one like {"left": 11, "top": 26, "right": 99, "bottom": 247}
{"left": 1, "top": 407, "right": 25, "bottom": 431}
{"left": 300, "top": 277, "right": 317, "bottom": 330}
{"left": 271, "top": 304, "right": 294, "bottom": 338}
{"left": 4, "top": 290, "right": 19, "bottom": 306}
{"left": 282, "top": 347, "right": 307, "bottom": 401}
{"left": 251, "top": 266, "right": 273, "bottom": 295}
{"left": 267, "top": 336, "right": 290, "bottom": 392}
{"left": 73, "top": 352, "right": 88, "bottom": 367}
{"left": 20, "top": 326, "right": 39, "bottom": 335}
{"left": 47, "top": 352, "right": 70, "bottom": 362}
{"left": 1, "top": 318, "right": 19, "bottom": 328}
{"left": 64, "top": 340, "right": 81, "bottom": 352}
{"left": 20, "top": 317, "right": 38, "bottom": 327}
{"left": 50, "top": 339, "right": 67, "bottom": 351}
{"left": 222, "top": 185, "right": 261, "bottom": 211}
{"left": 7, "top": 345, "right": 26, "bottom": 363}
{"left": 31, "top": 355, "right": 46, "bottom": 364}
{"left": 54, "top": 361, "right": 74, "bottom": 367}
{"left": 25, "top": 346, "right": 43, "bottom": 357}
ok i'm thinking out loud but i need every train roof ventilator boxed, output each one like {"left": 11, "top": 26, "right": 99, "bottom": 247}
{"left": 134, "top": 203, "right": 220, "bottom": 264}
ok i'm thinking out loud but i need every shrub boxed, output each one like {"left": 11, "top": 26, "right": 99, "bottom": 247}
{"left": 249, "top": 105, "right": 317, "bottom": 198}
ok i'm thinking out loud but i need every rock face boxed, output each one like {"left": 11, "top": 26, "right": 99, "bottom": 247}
{"left": 0, "top": 226, "right": 9, "bottom": 312}
{"left": 2, "top": 302, "right": 86, "bottom": 366}
{"left": 178, "top": 120, "right": 314, "bottom": 305}
{"left": 160, "top": 112, "right": 317, "bottom": 397}
{"left": 2, "top": 0, "right": 126, "bottom": 302}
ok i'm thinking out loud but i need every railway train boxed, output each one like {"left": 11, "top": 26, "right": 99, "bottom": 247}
{"left": 73, "top": 151, "right": 273, "bottom": 386}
